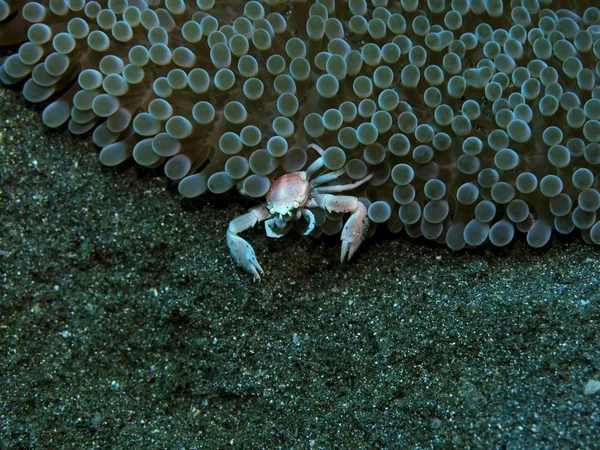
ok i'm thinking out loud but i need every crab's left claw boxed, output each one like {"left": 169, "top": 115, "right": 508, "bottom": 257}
{"left": 340, "top": 200, "right": 369, "bottom": 262}
{"left": 227, "top": 206, "right": 271, "bottom": 280}
{"left": 314, "top": 194, "right": 369, "bottom": 263}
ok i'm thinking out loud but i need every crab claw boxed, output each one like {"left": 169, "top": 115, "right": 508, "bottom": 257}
{"left": 314, "top": 193, "right": 369, "bottom": 263}
{"left": 227, "top": 232, "right": 264, "bottom": 280}
{"left": 340, "top": 200, "right": 369, "bottom": 262}
{"left": 226, "top": 206, "right": 271, "bottom": 280}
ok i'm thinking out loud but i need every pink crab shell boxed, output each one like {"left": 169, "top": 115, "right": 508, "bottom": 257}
{"left": 266, "top": 172, "right": 311, "bottom": 214}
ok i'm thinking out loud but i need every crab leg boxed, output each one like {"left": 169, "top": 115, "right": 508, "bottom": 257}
{"left": 226, "top": 205, "right": 271, "bottom": 280}
{"left": 300, "top": 209, "right": 316, "bottom": 235}
{"left": 304, "top": 143, "right": 325, "bottom": 178}
{"left": 313, "top": 173, "right": 373, "bottom": 194}
{"left": 304, "top": 156, "right": 324, "bottom": 178}
{"left": 307, "top": 143, "right": 325, "bottom": 155}
{"left": 310, "top": 168, "right": 345, "bottom": 186}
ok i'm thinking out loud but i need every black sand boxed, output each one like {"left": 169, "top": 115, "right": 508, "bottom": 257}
{"left": 1, "top": 85, "right": 599, "bottom": 449}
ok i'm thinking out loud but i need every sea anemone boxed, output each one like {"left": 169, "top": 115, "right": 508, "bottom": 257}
{"left": 1, "top": 0, "right": 599, "bottom": 250}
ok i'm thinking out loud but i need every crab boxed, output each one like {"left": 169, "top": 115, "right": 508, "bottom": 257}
{"left": 227, "top": 143, "right": 373, "bottom": 280}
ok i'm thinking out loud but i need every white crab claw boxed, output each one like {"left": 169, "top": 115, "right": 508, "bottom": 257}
{"left": 340, "top": 203, "right": 369, "bottom": 262}
{"left": 227, "top": 232, "right": 264, "bottom": 280}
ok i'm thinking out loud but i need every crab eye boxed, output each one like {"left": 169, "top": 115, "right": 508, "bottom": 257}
{"left": 269, "top": 208, "right": 276, "bottom": 214}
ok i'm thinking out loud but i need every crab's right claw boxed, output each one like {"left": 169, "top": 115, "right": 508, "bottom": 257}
{"left": 227, "top": 232, "right": 264, "bottom": 280}
{"left": 226, "top": 207, "right": 271, "bottom": 280}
